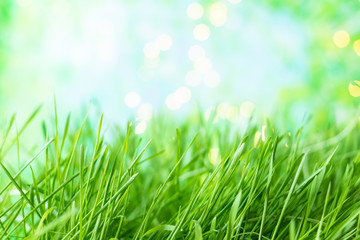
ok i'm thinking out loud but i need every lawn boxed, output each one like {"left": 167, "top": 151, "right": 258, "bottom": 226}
{"left": 0, "top": 105, "right": 359, "bottom": 239}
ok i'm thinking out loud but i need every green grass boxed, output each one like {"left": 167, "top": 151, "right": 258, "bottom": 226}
{"left": 1, "top": 105, "right": 360, "bottom": 239}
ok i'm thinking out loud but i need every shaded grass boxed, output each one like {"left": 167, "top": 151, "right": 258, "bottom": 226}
{"left": 0, "top": 106, "right": 360, "bottom": 239}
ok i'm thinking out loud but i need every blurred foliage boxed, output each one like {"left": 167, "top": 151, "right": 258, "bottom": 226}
{"left": 0, "top": 0, "right": 359, "bottom": 127}
{"left": 0, "top": 0, "right": 12, "bottom": 69}
{"left": 0, "top": 0, "right": 13, "bottom": 105}
{"left": 264, "top": 0, "right": 360, "bottom": 127}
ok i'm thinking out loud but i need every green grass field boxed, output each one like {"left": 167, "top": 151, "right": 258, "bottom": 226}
{"left": 1, "top": 105, "right": 360, "bottom": 240}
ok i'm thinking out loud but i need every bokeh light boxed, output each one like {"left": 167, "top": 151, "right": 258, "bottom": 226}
{"left": 137, "top": 103, "right": 153, "bottom": 120}
{"left": 143, "top": 42, "right": 160, "bottom": 59}
{"left": 209, "top": 147, "right": 220, "bottom": 165}
{"left": 155, "top": 34, "right": 172, "bottom": 51}
{"left": 204, "top": 70, "right": 221, "bottom": 88}
{"left": 124, "top": 92, "right": 141, "bottom": 108}
{"left": 348, "top": 81, "right": 360, "bottom": 97}
{"left": 354, "top": 40, "right": 360, "bottom": 56}
{"left": 166, "top": 86, "right": 192, "bottom": 110}
{"left": 333, "top": 30, "right": 350, "bottom": 48}
{"left": 209, "top": 2, "right": 228, "bottom": 27}
{"left": 194, "top": 57, "right": 212, "bottom": 74}
{"left": 166, "top": 93, "right": 182, "bottom": 110}
{"left": 0, "top": 0, "right": 359, "bottom": 126}
{"left": 193, "top": 24, "right": 210, "bottom": 41}
{"left": 187, "top": 3, "right": 204, "bottom": 20}
{"left": 176, "top": 86, "right": 192, "bottom": 103}
{"left": 135, "top": 120, "right": 147, "bottom": 134}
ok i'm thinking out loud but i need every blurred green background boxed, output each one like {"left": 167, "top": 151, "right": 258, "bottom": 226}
{"left": 0, "top": 0, "right": 360, "bottom": 129}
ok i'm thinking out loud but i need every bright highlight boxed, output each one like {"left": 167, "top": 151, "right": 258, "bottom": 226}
{"left": 354, "top": 40, "right": 360, "bottom": 56}
{"left": 193, "top": 24, "right": 210, "bottom": 41}
{"left": 124, "top": 92, "right": 141, "bottom": 108}
{"left": 138, "top": 103, "right": 153, "bottom": 120}
{"left": 204, "top": 70, "right": 220, "bottom": 87}
{"left": 135, "top": 120, "right": 147, "bottom": 134}
{"left": 349, "top": 81, "right": 360, "bottom": 97}
{"left": 187, "top": 3, "right": 203, "bottom": 20}
{"left": 156, "top": 34, "right": 173, "bottom": 51}
{"left": 166, "top": 87, "right": 192, "bottom": 110}
{"left": 209, "top": 2, "right": 228, "bottom": 27}
{"left": 143, "top": 42, "right": 160, "bottom": 59}
{"left": 333, "top": 30, "right": 350, "bottom": 48}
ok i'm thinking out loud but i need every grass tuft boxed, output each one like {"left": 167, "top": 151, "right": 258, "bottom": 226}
{"left": 0, "top": 108, "right": 360, "bottom": 239}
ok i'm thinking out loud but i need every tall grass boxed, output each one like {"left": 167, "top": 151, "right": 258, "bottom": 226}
{"left": 1, "top": 105, "right": 360, "bottom": 239}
